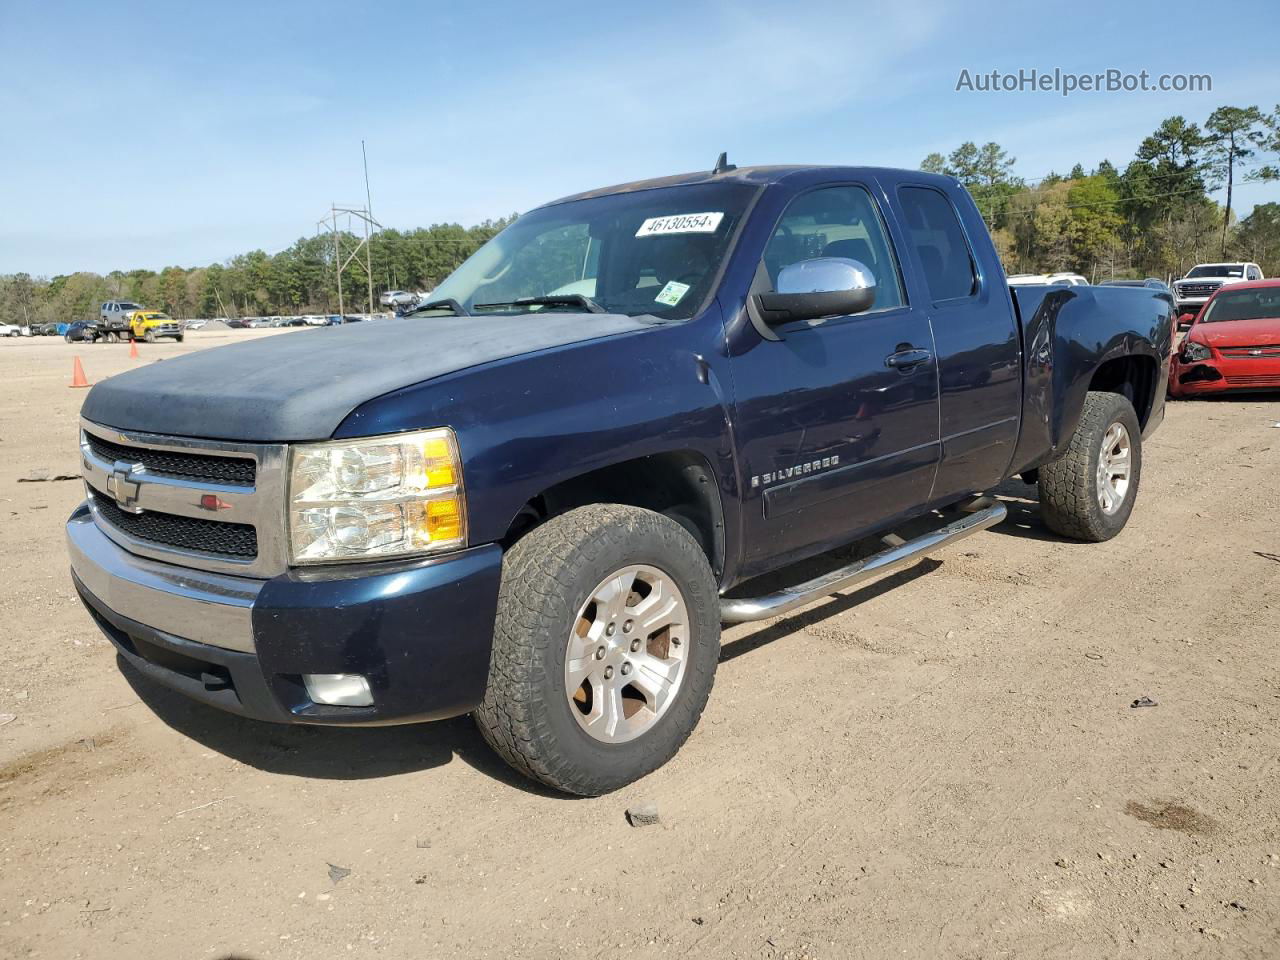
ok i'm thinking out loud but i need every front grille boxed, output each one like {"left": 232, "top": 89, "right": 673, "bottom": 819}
{"left": 86, "top": 433, "right": 255, "bottom": 486}
{"left": 1220, "top": 344, "right": 1280, "bottom": 358}
{"left": 1177, "top": 282, "right": 1219, "bottom": 298}
{"left": 89, "top": 487, "right": 258, "bottom": 559}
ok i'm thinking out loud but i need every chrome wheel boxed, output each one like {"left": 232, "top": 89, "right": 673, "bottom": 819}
{"left": 565, "top": 564, "right": 689, "bottom": 744}
{"left": 1097, "top": 421, "right": 1132, "bottom": 515}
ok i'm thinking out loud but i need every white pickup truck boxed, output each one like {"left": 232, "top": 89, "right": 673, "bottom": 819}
{"left": 1172, "top": 262, "right": 1264, "bottom": 320}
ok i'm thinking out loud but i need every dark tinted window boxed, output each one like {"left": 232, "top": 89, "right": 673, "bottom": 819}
{"left": 763, "top": 185, "right": 904, "bottom": 311}
{"left": 899, "top": 186, "right": 977, "bottom": 301}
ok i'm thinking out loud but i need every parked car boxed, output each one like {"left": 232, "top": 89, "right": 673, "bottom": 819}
{"left": 184, "top": 319, "right": 208, "bottom": 330}
{"left": 130, "top": 310, "right": 184, "bottom": 343}
{"left": 245, "top": 318, "right": 272, "bottom": 329}
{"left": 0, "top": 322, "right": 21, "bottom": 337}
{"left": 1171, "top": 262, "right": 1263, "bottom": 321}
{"left": 1007, "top": 272, "right": 1089, "bottom": 286}
{"left": 325, "top": 314, "right": 343, "bottom": 325}
{"left": 1100, "top": 278, "right": 1173, "bottom": 294}
{"left": 224, "top": 318, "right": 248, "bottom": 329}
{"left": 1169, "top": 279, "right": 1280, "bottom": 398}
{"left": 37, "top": 322, "right": 61, "bottom": 336}
{"left": 64, "top": 322, "right": 99, "bottom": 343}
{"left": 69, "top": 161, "right": 1171, "bottom": 795}
{"left": 98, "top": 300, "right": 144, "bottom": 341}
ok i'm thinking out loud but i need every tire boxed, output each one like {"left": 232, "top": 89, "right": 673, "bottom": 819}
{"left": 64, "top": 334, "right": 73, "bottom": 343}
{"left": 475, "top": 504, "right": 720, "bottom": 796}
{"left": 1038, "top": 390, "right": 1142, "bottom": 542}
{"left": 174, "top": 335, "right": 184, "bottom": 343}
{"left": 144, "top": 330, "right": 156, "bottom": 343}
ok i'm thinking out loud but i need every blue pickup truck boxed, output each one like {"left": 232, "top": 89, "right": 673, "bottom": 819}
{"left": 68, "top": 162, "right": 1172, "bottom": 794}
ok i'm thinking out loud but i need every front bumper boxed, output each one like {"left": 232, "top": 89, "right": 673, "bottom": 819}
{"left": 1169, "top": 355, "right": 1280, "bottom": 397}
{"left": 67, "top": 504, "right": 502, "bottom": 725}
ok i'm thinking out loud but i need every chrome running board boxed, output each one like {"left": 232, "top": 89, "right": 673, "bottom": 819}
{"left": 719, "top": 501, "right": 1007, "bottom": 623}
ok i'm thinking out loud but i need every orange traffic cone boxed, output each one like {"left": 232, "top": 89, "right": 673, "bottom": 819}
{"left": 70, "top": 357, "right": 91, "bottom": 388}
{"left": 129, "top": 339, "right": 140, "bottom": 360}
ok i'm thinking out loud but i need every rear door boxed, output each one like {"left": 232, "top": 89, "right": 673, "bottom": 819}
{"left": 891, "top": 182, "right": 1021, "bottom": 503}
{"left": 731, "top": 181, "right": 940, "bottom": 572}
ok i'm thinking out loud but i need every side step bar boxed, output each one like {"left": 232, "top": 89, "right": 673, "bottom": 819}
{"left": 719, "top": 501, "right": 1007, "bottom": 624}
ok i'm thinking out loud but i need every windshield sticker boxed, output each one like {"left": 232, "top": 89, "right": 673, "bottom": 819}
{"left": 635, "top": 212, "right": 724, "bottom": 238}
{"left": 654, "top": 280, "right": 691, "bottom": 307}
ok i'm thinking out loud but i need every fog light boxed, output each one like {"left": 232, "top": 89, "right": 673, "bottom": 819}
{"left": 303, "top": 673, "right": 374, "bottom": 707}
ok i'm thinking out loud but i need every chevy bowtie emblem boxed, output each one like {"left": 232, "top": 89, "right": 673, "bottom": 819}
{"left": 106, "top": 461, "right": 144, "bottom": 513}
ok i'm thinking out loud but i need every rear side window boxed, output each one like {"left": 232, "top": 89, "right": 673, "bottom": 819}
{"left": 762, "top": 185, "right": 904, "bottom": 311}
{"left": 898, "top": 186, "right": 978, "bottom": 301}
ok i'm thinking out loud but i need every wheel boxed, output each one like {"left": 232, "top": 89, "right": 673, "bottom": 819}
{"left": 106, "top": 332, "right": 119, "bottom": 344}
{"left": 64, "top": 333, "right": 73, "bottom": 343}
{"left": 474, "top": 504, "right": 720, "bottom": 795}
{"left": 143, "top": 330, "right": 156, "bottom": 343}
{"left": 1038, "top": 390, "right": 1142, "bottom": 542}
{"left": 174, "top": 335, "right": 184, "bottom": 343}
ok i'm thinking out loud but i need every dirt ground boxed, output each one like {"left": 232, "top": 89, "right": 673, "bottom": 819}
{"left": 0, "top": 333, "right": 1277, "bottom": 960}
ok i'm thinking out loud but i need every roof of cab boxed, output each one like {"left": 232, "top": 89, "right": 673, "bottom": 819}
{"left": 538, "top": 164, "right": 957, "bottom": 208}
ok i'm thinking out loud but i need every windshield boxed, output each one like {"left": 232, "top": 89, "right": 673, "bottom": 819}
{"left": 1187, "top": 265, "right": 1243, "bottom": 278}
{"left": 1200, "top": 288, "right": 1280, "bottom": 323}
{"left": 426, "top": 182, "right": 757, "bottom": 320}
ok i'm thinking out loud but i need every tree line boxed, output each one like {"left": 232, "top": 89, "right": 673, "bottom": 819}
{"left": 2, "top": 103, "right": 1279, "bottom": 327}
{"left": 0, "top": 218, "right": 513, "bottom": 327}
{"left": 921, "top": 104, "right": 1280, "bottom": 281}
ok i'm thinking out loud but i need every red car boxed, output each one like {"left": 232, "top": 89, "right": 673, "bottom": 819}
{"left": 1169, "top": 279, "right": 1280, "bottom": 398}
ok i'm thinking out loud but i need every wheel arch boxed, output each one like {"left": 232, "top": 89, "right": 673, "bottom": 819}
{"left": 500, "top": 450, "right": 727, "bottom": 580}
{"left": 1087, "top": 354, "right": 1159, "bottom": 429}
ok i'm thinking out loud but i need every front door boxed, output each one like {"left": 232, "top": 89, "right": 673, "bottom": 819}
{"left": 729, "top": 182, "right": 941, "bottom": 575}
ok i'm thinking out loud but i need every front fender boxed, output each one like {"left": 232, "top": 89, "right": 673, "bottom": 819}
{"left": 334, "top": 311, "right": 743, "bottom": 577}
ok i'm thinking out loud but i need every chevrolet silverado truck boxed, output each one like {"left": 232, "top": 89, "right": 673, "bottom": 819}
{"left": 68, "top": 163, "right": 1172, "bottom": 795}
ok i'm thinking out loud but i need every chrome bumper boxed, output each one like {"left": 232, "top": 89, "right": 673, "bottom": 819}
{"left": 66, "top": 504, "right": 260, "bottom": 653}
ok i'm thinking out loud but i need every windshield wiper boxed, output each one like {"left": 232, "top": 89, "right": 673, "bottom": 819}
{"left": 404, "top": 297, "right": 470, "bottom": 317}
{"left": 473, "top": 294, "right": 607, "bottom": 315}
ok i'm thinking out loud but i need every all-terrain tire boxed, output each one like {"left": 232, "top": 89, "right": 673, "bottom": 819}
{"left": 1038, "top": 390, "right": 1142, "bottom": 542}
{"left": 474, "top": 504, "right": 720, "bottom": 796}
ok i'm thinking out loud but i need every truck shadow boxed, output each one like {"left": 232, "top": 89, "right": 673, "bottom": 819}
{"left": 719, "top": 476, "right": 1076, "bottom": 657}
{"left": 987, "top": 476, "right": 1066, "bottom": 543}
{"left": 719, "top": 558, "right": 942, "bottom": 661}
{"left": 117, "top": 658, "right": 562, "bottom": 796}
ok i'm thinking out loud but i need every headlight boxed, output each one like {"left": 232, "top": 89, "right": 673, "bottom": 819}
{"left": 288, "top": 428, "right": 465, "bottom": 564}
{"left": 1182, "top": 340, "right": 1212, "bottom": 362}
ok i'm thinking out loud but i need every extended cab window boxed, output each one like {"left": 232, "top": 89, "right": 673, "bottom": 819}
{"left": 899, "top": 186, "right": 978, "bottom": 301}
{"left": 763, "top": 186, "right": 903, "bottom": 311}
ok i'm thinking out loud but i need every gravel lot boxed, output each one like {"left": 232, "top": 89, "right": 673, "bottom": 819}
{"left": 1, "top": 333, "right": 1277, "bottom": 959}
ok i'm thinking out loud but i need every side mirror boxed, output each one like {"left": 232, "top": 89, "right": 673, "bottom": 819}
{"left": 754, "top": 257, "right": 877, "bottom": 326}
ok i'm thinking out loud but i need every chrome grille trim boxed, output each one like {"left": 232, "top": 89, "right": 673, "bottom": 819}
{"left": 80, "top": 418, "right": 290, "bottom": 578}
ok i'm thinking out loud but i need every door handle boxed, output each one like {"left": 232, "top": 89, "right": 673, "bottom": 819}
{"left": 885, "top": 348, "right": 933, "bottom": 370}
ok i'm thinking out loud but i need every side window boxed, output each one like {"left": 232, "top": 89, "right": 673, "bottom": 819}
{"left": 762, "top": 185, "right": 904, "bottom": 311}
{"left": 1248, "top": 266, "right": 1261, "bottom": 280}
{"left": 898, "top": 186, "right": 978, "bottom": 301}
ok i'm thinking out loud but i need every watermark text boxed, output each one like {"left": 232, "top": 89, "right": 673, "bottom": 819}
{"left": 956, "top": 68, "right": 1212, "bottom": 97}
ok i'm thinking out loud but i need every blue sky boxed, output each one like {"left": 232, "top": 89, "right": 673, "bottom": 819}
{"left": 2, "top": 0, "right": 1276, "bottom": 276}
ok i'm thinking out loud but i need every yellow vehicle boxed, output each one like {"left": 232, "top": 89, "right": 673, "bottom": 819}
{"left": 129, "top": 311, "right": 184, "bottom": 343}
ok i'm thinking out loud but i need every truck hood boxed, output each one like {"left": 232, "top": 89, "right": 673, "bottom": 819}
{"left": 1193, "top": 317, "right": 1280, "bottom": 348}
{"left": 81, "top": 312, "right": 656, "bottom": 442}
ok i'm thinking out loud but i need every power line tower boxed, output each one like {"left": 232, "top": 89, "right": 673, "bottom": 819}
{"left": 317, "top": 204, "right": 382, "bottom": 316}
